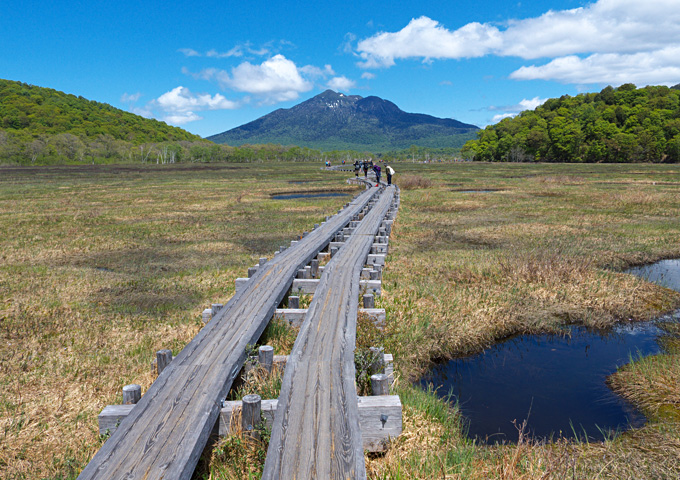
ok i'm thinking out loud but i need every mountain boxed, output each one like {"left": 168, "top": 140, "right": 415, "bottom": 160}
{"left": 208, "top": 90, "right": 479, "bottom": 152}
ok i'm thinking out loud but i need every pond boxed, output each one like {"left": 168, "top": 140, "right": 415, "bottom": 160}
{"left": 270, "top": 192, "right": 351, "bottom": 200}
{"left": 419, "top": 259, "right": 680, "bottom": 444}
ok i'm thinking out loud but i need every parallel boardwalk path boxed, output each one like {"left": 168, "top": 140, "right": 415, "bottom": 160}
{"left": 263, "top": 185, "right": 396, "bottom": 479}
{"left": 79, "top": 186, "right": 380, "bottom": 480}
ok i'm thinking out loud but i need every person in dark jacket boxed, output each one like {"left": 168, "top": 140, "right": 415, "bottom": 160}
{"left": 362, "top": 160, "right": 369, "bottom": 178}
{"left": 373, "top": 164, "right": 381, "bottom": 186}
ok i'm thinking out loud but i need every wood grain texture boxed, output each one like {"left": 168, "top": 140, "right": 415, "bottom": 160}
{"left": 79, "top": 186, "right": 379, "bottom": 480}
{"left": 263, "top": 186, "right": 396, "bottom": 480}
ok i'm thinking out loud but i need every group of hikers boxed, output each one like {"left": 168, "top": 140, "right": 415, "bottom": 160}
{"left": 353, "top": 159, "right": 395, "bottom": 186}
{"left": 324, "top": 158, "right": 395, "bottom": 186}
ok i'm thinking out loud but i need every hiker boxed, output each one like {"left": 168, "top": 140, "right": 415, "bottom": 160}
{"left": 354, "top": 160, "right": 361, "bottom": 177}
{"left": 386, "top": 164, "right": 395, "bottom": 185}
{"left": 373, "top": 164, "right": 381, "bottom": 186}
{"left": 362, "top": 160, "right": 369, "bottom": 178}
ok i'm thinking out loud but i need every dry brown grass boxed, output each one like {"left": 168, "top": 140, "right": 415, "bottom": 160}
{"left": 0, "top": 162, "right": 359, "bottom": 479}
{"left": 397, "top": 174, "right": 433, "bottom": 190}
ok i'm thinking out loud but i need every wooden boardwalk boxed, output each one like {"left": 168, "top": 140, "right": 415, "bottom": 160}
{"left": 263, "top": 185, "right": 396, "bottom": 479}
{"left": 78, "top": 185, "right": 381, "bottom": 480}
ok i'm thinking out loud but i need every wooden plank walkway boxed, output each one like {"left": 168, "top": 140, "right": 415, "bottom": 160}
{"left": 262, "top": 185, "right": 396, "bottom": 480}
{"left": 78, "top": 185, "right": 380, "bottom": 480}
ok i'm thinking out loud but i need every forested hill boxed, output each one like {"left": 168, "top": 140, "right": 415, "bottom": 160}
{"left": 0, "top": 79, "right": 200, "bottom": 143}
{"left": 463, "top": 83, "right": 680, "bottom": 163}
{"left": 0, "top": 79, "right": 207, "bottom": 164}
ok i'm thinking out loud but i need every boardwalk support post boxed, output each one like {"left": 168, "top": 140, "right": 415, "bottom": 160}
{"left": 242, "top": 394, "right": 262, "bottom": 438}
{"left": 123, "top": 384, "right": 142, "bottom": 405}
{"left": 370, "top": 374, "right": 389, "bottom": 396}
{"left": 156, "top": 349, "right": 172, "bottom": 376}
{"left": 259, "top": 346, "right": 274, "bottom": 373}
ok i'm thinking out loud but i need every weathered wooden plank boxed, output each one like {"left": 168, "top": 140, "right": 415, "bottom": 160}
{"left": 219, "top": 396, "right": 402, "bottom": 452}
{"left": 79, "top": 186, "right": 380, "bottom": 480}
{"left": 291, "top": 278, "right": 381, "bottom": 294}
{"left": 263, "top": 186, "right": 396, "bottom": 480}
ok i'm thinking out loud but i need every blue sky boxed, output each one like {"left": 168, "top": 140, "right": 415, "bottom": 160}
{"left": 2, "top": 0, "right": 679, "bottom": 138}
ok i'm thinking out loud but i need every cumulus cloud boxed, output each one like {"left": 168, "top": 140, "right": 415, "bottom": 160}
{"left": 327, "top": 76, "right": 356, "bottom": 92}
{"left": 199, "top": 54, "right": 314, "bottom": 103}
{"left": 361, "top": 72, "right": 376, "bottom": 80}
{"left": 155, "top": 86, "right": 238, "bottom": 113}
{"left": 510, "top": 47, "right": 680, "bottom": 85}
{"left": 124, "top": 86, "right": 239, "bottom": 126}
{"left": 357, "top": 16, "right": 502, "bottom": 68}
{"left": 355, "top": 0, "right": 680, "bottom": 86}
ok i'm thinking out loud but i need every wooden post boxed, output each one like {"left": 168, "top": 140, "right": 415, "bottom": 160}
{"left": 288, "top": 296, "right": 300, "bottom": 309}
{"left": 297, "top": 269, "right": 306, "bottom": 279}
{"left": 363, "top": 294, "right": 375, "bottom": 309}
{"left": 212, "top": 304, "right": 223, "bottom": 316}
{"left": 156, "top": 349, "right": 172, "bottom": 376}
{"left": 202, "top": 308, "right": 212, "bottom": 324}
{"left": 304, "top": 266, "right": 312, "bottom": 279}
{"left": 369, "top": 347, "right": 385, "bottom": 374}
{"left": 330, "top": 246, "right": 338, "bottom": 257}
{"left": 242, "top": 394, "right": 262, "bottom": 437}
{"left": 370, "top": 270, "right": 380, "bottom": 280}
{"left": 123, "top": 384, "right": 142, "bottom": 405}
{"left": 258, "top": 345, "right": 274, "bottom": 373}
{"left": 259, "top": 257, "right": 268, "bottom": 266}
{"left": 310, "top": 259, "right": 319, "bottom": 278}
{"left": 370, "top": 374, "right": 389, "bottom": 395}
{"left": 248, "top": 266, "right": 258, "bottom": 278}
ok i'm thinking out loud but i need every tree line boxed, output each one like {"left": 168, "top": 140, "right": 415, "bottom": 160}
{"left": 462, "top": 84, "right": 680, "bottom": 163}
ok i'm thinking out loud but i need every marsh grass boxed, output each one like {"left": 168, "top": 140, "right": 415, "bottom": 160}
{"left": 0, "top": 163, "right": 360, "bottom": 479}
{"left": 3, "top": 162, "right": 680, "bottom": 478}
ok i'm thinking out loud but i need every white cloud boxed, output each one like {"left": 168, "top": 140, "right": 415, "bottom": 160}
{"left": 155, "top": 86, "right": 238, "bottom": 113}
{"left": 510, "top": 47, "right": 680, "bottom": 85}
{"left": 121, "top": 92, "right": 142, "bottom": 103}
{"left": 300, "top": 64, "right": 335, "bottom": 78}
{"left": 500, "top": 0, "right": 680, "bottom": 60}
{"left": 327, "top": 76, "right": 356, "bottom": 92}
{"left": 487, "top": 96, "right": 547, "bottom": 124}
{"left": 492, "top": 113, "right": 516, "bottom": 122}
{"left": 126, "top": 86, "right": 239, "bottom": 126}
{"left": 361, "top": 72, "right": 376, "bottom": 80}
{"left": 163, "top": 112, "right": 203, "bottom": 125}
{"left": 357, "top": 16, "right": 502, "bottom": 68}
{"left": 354, "top": 0, "right": 680, "bottom": 86}
{"left": 219, "top": 54, "right": 313, "bottom": 103}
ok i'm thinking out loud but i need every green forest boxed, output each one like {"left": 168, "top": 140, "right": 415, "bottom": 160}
{"left": 462, "top": 83, "right": 680, "bottom": 163}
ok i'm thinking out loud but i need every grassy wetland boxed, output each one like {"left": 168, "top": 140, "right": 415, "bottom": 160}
{"left": 2, "top": 162, "right": 680, "bottom": 479}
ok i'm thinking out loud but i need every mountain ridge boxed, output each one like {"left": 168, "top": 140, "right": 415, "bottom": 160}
{"left": 208, "top": 90, "right": 479, "bottom": 152}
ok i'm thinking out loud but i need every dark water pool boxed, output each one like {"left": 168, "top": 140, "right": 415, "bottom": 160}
{"left": 627, "top": 259, "right": 680, "bottom": 292}
{"left": 419, "top": 259, "right": 680, "bottom": 444}
{"left": 271, "top": 192, "right": 350, "bottom": 200}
